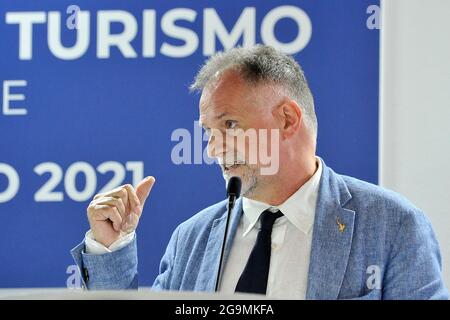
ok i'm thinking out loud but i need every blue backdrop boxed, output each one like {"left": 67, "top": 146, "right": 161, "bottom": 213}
{"left": 0, "top": 0, "right": 379, "bottom": 287}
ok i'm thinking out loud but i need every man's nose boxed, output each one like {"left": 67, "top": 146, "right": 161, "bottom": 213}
{"left": 206, "top": 130, "right": 228, "bottom": 159}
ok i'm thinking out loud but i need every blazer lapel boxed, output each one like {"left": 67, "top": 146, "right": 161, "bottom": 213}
{"left": 195, "top": 198, "right": 243, "bottom": 292}
{"left": 306, "top": 161, "right": 356, "bottom": 299}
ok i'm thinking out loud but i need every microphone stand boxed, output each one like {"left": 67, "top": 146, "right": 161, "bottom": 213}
{"left": 214, "top": 194, "right": 236, "bottom": 292}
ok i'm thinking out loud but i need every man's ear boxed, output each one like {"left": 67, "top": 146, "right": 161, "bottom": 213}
{"left": 275, "top": 99, "right": 302, "bottom": 139}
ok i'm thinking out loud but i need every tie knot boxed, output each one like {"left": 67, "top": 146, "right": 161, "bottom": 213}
{"left": 259, "top": 209, "right": 284, "bottom": 232}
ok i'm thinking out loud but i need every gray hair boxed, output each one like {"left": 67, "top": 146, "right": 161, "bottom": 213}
{"left": 190, "top": 44, "right": 317, "bottom": 137}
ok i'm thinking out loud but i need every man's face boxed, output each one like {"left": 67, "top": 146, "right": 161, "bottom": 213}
{"left": 198, "top": 70, "right": 281, "bottom": 196}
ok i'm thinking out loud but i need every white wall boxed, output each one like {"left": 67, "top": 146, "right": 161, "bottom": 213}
{"left": 380, "top": 0, "right": 450, "bottom": 290}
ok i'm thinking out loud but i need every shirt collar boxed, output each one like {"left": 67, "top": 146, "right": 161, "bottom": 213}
{"left": 242, "top": 157, "right": 323, "bottom": 236}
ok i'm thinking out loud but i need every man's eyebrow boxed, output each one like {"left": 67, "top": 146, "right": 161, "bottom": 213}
{"left": 198, "top": 112, "right": 235, "bottom": 129}
{"left": 216, "top": 112, "right": 228, "bottom": 120}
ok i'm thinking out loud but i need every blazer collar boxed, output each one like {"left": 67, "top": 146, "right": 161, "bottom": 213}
{"left": 195, "top": 197, "right": 243, "bottom": 292}
{"left": 306, "top": 158, "right": 355, "bottom": 299}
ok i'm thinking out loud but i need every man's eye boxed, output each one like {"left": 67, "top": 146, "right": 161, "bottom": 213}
{"left": 225, "top": 120, "right": 237, "bottom": 129}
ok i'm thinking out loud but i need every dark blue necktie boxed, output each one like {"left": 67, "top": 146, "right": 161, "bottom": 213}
{"left": 235, "top": 209, "right": 284, "bottom": 294}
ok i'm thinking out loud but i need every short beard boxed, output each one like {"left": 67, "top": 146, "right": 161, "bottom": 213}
{"left": 223, "top": 166, "right": 259, "bottom": 198}
{"left": 240, "top": 173, "right": 258, "bottom": 198}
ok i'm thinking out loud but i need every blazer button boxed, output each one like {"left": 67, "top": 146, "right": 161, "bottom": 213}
{"left": 83, "top": 268, "right": 89, "bottom": 282}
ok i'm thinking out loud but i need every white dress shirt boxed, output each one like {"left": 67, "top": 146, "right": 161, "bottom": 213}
{"left": 85, "top": 229, "right": 135, "bottom": 254}
{"left": 219, "top": 158, "right": 322, "bottom": 299}
{"left": 85, "top": 158, "right": 322, "bottom": 299}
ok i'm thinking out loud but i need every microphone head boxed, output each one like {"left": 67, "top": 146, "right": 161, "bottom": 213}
{"left": 226, "top": 176, "right": 242, "bottom": 198}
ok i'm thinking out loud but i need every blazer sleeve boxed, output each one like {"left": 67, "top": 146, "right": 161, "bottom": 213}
{"left": 70, "top": 235, "right": 138, "bottom": 290}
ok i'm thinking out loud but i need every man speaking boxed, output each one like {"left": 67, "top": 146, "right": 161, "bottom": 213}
{"left": 71, "top": 45, "right": 448, "bottom": 299}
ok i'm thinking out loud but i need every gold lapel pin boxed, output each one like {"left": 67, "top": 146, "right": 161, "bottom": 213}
{"left": 336, "top": 217, "right": 346, "bottom": 233}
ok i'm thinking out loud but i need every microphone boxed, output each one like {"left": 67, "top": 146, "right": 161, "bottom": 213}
{"left": 226, "top": 176, "right": 242, "bottom": 208}
{"left": 215, "top": 176, "right": 242, "bottom": 292}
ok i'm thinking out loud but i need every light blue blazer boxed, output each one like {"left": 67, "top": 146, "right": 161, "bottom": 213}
{"left": 71, "top": 160, "right": 449, "bottom": 299}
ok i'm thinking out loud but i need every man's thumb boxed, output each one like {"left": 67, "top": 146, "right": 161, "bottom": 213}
{"left": 136, "top": 176, "right": 156, "bottom": 206}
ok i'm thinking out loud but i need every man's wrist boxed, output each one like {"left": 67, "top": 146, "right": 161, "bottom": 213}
{"left": 84, "top": 230, "right": 135, "bottom": 254}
